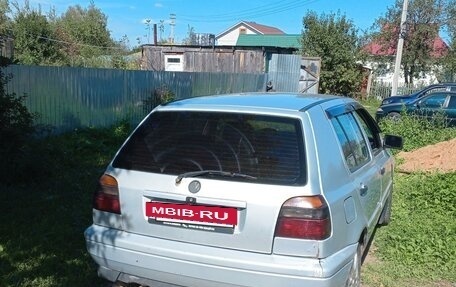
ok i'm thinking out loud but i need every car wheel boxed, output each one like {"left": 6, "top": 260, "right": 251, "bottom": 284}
{"left": 387, "top": 112, "right": 401, "bottom": 121}
{"left": 378, "top": 192, "right": 392, "bottom": 226}
{"left": 345, "top": 244, "right": 362, "bottom": 287}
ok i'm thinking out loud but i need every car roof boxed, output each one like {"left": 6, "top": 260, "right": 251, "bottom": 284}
{"left": 425, "top": 83, "right": 456, "bottom": 88}
{"left": 159, "top": 92, "right": 348, "bottom": 113}
{"left": 408, "top": 90, "right": 456, "bottom": 103}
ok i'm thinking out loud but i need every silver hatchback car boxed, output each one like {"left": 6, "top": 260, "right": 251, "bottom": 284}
{"left": 85, "top": 93, "right": 402, "bottom": 287}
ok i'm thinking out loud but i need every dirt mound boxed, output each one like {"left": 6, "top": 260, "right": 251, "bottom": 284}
{"left": 397, "top": 138, "right": 456, "bottom": 173}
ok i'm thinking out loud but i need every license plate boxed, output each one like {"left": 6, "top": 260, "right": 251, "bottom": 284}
{"left": 145, "top": 202, "right": 238, "bottom": 226}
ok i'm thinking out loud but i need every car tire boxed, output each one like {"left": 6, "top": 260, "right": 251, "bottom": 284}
{"left": 378, "top": 192, "right": 392, "bottom": 226}
{"left": 387, "top": 112, "right": 401, "bottom": 121}
{"left": 345, "top": 243, "right": 362, "bottom": 287}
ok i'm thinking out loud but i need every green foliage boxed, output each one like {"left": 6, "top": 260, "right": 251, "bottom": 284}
{"left": 54, "top": 2, "right": 115, "bottom": 65}
{"left": 370, "top": 0, "right": 451, "bottom": 84}
{"left": 0, "top": 59, "right": 37, "bottom": 184}
{"left": 358, "top": 97, "right": 382, "bottom": 116}
{"left": 142, "top": 86, "right": 176, "bottom": 113}
{"left": 7, "top": 1, "right": 131, "bottom": 68}
{"left": 373, "top": 173, "right": 456, "bottom": 282}
{"left": 365, "top": 105, "right": 456, "bottom": 284}
{"left": 301, "top": 11, "right": 363, "bottom": 96}
{"left": 182, "top": 25, "right": 196, "bottom": 45}
{"left": 378, "top": 112, "right": 456, "bottom": 151}
{"left": 11, "top": 5, "right": 60, "bottom": 65}
{"left": 0, "top": 0, "right": 10, "bottom": 34}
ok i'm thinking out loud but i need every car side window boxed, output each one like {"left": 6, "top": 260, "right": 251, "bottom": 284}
{"left": 331, "top": 112, "right": 370, "bottom": 172}
{"left": 424, "top": 87, "right": 446, "bottom": 95}
{"left": 421, "top": 94, "right": 447, "bottom": 108}
{"left": 353, "top": 109, "right": 382, "bottom": 152}
{"left": 448, "top": 96, "right": 456, "bottom": 109}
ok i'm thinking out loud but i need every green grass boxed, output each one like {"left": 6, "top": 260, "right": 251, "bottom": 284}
{"left": 1, "top": 112, "right": 455, "bottom": 287}
{"left": 358, "top": 97, "right": 382, "bottom": 117}
{"left": 0, "top": 122, "right": 131, "bottom": 287}
{"left": 362, "top": 112, "right": 456, "bottom": 286}
{"left": 362, "top": 173, "right": 456, "bottom": 287}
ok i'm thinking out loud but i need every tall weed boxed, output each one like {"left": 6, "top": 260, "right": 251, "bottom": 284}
{"left": 374, "top": 173, "right": 456, "bottom": 281}
{"left": 379, "top": 112, "right": 456, "bottom": 151}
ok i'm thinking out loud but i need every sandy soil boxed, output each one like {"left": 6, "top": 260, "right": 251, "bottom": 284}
{"left": 397, "top": 138, "right": 456, "bottom": 173}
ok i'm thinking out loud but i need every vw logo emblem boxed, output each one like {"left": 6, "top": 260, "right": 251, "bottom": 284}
{"left": 188, "top": 180, "right": 201, "bottom": 194}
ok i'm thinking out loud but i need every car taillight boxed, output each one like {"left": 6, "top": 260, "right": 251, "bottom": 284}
{"left": 275, "top": 195, "right": 331, "bottom": 240}
{"left": 93, "top": 174, "right": 121, "bottom": 214}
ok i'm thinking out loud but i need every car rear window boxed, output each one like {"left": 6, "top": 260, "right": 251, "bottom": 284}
{"left": 112, "top": 111, "right": 306, "bottom": 185}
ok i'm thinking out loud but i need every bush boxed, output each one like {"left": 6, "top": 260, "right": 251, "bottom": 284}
{"left": 142, "top": 86, "right": 175, "bottom": 114}
{"left": 0, "top": 61, "right": 38, "bottom": 184}
{"left": 378, "top": 112, "right": 456, "bottom": 151}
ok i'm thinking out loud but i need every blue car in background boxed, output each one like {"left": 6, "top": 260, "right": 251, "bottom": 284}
{"left": 381, "top": 83, "right": 456, "bottom": 106}
{"left": 376, "top": 91, "right": 456, "bottom": 126}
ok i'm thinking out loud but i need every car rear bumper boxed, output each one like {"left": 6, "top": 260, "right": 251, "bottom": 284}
{"left": 85, "top": 224, "right": 356, "bottom": 287}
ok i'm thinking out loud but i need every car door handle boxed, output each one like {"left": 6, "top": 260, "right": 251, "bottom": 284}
{"left": 359, "top": 184, "right": 369, "bottom": 197}
{"left": 380, "top": 167, "right": 386, "bottom": 175}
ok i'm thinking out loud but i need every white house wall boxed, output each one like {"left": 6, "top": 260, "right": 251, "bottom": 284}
{"left": 366, "top": 61, "right": 440, "bottom": 86}
{"left": 217, "top": 25, "right": 258, "bottom": 46}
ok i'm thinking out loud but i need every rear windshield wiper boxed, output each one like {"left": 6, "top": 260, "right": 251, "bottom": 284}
{"left": 176, "top": 170, "right": 257, "bottom": 184}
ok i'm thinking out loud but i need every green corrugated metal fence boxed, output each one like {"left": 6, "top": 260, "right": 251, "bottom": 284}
{"left": 4, "top": 65, "right": 267, "bottom": 133}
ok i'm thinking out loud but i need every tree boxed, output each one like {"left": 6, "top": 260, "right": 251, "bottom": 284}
{"left": 0, "top": 0, "right": 10, "bottom": 35}
{"left": 54, "top": 1, "right": 115, "bottom": 66}
{"left": 11, "top": 2, "right": 60, "bottom": 65}
{"left": 443, "top": 0, "right": 456, "bottom": 81}
{"left": 371, "top": 0, "right": 451, "bottom": 84}
{"left": 182, "top": 25, "right": 196, "bottom": 45}
{"left": 301, "top": 11, "right": 363, "bottom": 96}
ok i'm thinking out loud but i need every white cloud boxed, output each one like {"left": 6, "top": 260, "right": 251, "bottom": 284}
{"left": 155, "top": 3, "right": 163, "bottom": 8}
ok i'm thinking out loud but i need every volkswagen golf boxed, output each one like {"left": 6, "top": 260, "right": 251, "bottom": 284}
{"left": 85, "top": 93, "right": 402, "bottom": 287}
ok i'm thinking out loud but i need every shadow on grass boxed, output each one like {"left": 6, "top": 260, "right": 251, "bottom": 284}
{"left": 0, "top": 126, "right": 132, "bottom": 287}
{"left": 0, "top": 176, "right": 107, "bottom": 287}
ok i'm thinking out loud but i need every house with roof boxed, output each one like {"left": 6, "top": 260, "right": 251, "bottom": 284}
{"left": 140, "top": 21, "right": 320, "bottom": 93}
{"left": 363, "top": 33, "right": 449, "bottom": 86}
{"left": 216, "top": 21, "right": 285, "bottom": 46}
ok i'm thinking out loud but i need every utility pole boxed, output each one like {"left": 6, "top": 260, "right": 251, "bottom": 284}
{"left": 169, "top": 14, "right": 176, "bottom": 44}
{"left": 391, "top": 0, "right": 408, "bottom": 97}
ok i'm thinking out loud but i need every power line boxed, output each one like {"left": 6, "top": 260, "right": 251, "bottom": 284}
{"left": 179, "top": 0, "right": 321, "bottom": 23}
{"left": 37, "top": 36, "right": 124, "bottom": 50}
{"left": 6, "top": 28, "right": 124, "bottom": 50}
{"left": 179, "top": 0, "right": 297, "bottom": 18}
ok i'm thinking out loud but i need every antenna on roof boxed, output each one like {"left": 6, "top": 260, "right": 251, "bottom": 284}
{"left": 169, "top": 14, "right": 176, "bottom": 44}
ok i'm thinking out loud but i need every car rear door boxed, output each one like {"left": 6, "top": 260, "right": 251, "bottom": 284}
{"left": 416, "top": 93, "right": 448, "bottom": 121}
{"left": 445, "top": 94, "right": 456, "bottom": 126}
{"left": 353, "top": 108, "right": 393, "bottom": 213}
{"left": 328, "top": 108, "right": 381, "bottom": 233}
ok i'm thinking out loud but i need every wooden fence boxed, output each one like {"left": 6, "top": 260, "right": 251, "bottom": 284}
{"left": 368, "top": 81, "right": 427, "bottom": 99}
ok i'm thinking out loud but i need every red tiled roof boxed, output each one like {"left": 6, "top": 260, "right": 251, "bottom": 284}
{"left": 364, "top": 25, "right": 449, "bottom": 58}
{"left": 243, "top": 21, "right": 285, "bottom": 35}
{"left": 431, "top": 37, "right": 449, "bottom": 57}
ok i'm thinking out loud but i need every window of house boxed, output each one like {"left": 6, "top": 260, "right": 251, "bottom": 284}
{"left": 167, "top": 57, "right": 181, "bottom": 63}
{"left": 239, "top": 28, "right": 247, "bottom": 34}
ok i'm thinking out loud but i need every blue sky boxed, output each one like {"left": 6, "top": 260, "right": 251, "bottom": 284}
{"left": 28, "top": 0, "right": 399, "bottom": 46}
